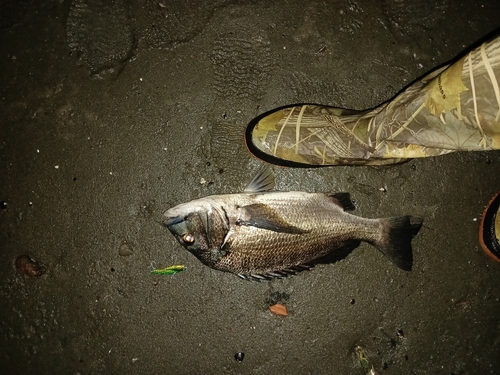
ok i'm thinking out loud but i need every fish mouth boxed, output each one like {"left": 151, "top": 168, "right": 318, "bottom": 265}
{"left": 163, "top": 215, "right": 184, "bottom": 227}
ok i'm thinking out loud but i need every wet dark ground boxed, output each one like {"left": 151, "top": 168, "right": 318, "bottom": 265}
{"left": 1, "top": 0, "right": 500, "bottom": 374}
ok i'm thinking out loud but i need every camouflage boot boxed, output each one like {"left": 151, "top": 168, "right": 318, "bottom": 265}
{"left": 246, "top": 33, "right": 500, "bottom": 166}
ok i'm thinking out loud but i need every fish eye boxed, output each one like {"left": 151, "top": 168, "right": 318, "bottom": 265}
{"left": 182, "top": 233, "right": 195, "bottom": 244}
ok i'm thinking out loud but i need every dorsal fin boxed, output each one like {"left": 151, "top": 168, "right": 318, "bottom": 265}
{"left": 244, "top": 166, "right": 275, "bottom": 193}
{"left": 328, "top": 192, "right": 356, "bottom": 211}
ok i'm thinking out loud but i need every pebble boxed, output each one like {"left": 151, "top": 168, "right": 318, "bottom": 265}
{"left": 15, "top": 255, "right": 46, "bottom": 278}
{"left": 119, "top": 242, "right": 133, "bottom": 256}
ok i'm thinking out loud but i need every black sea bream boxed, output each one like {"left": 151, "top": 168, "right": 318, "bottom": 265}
{"left": 163, "top": 168, "right": 422, "bottom": 280}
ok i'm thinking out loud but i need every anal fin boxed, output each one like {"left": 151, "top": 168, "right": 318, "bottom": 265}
{"left": 237, "top": 264, "right": 314, "bottom": 281}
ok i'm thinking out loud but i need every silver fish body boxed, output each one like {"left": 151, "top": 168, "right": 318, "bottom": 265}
{"left": 163, "top": 168, "right": 422, "bottom": 280}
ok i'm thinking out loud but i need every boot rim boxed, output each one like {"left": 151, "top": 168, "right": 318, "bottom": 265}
{"left": 479, "top": 191, "right": 500, "bottom": 263}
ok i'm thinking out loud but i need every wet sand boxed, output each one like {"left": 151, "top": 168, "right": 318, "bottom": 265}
{"left": 1, "top": 1, "right": 500, "bottom": 374}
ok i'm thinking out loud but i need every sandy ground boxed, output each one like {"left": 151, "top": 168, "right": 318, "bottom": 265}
{"left": 1, "top": 0, "right": 500, "bottom": 374}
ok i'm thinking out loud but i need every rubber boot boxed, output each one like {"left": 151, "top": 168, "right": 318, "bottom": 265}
{"left": 245, "top": 33, "right": 500, "bottom": 166}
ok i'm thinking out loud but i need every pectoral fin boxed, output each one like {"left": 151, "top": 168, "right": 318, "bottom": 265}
{"left": 237, "top": 203, "right": 308, "bottom": 234}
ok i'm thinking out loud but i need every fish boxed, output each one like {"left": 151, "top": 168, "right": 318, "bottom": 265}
{"left": 163, "top": 167, "right": 423, "bottom": 281}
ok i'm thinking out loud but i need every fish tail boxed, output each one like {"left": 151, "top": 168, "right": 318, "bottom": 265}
{"left": 374, "top": 216, "right": 423, "bottom": 271}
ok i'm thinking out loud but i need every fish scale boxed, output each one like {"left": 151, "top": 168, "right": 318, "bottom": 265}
{"left": 214, "top": 192, "right": 379, "bottom": 274}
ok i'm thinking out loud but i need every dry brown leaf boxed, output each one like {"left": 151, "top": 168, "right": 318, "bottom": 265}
{"left": 269, "top": 303, "right": 288, "bottom": 316}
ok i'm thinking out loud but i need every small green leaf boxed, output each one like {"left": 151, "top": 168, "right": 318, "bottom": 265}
{"left": 151, "top": 264, "right": 186, "bottom": 275}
